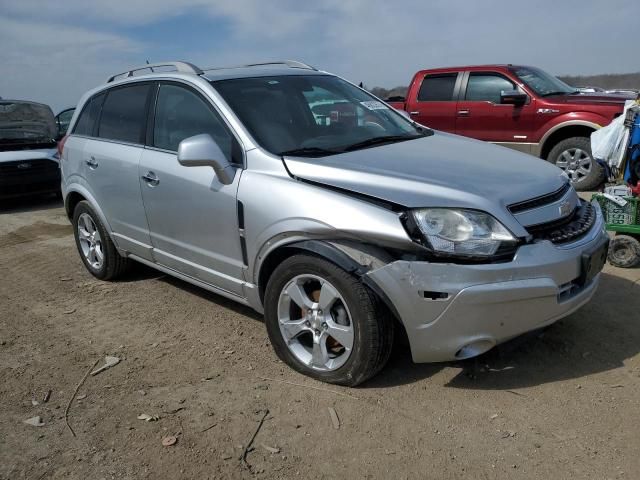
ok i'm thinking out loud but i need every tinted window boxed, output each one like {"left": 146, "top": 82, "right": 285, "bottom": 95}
{"left": 417, "top": 74, "right": 457, "bottom": 101}
{"left": 73, "top": 94, "right": 104, "bottom": 136}
{"left": 465, "top": 74, "right": 515, "bottom": 103}
{"left": 153, "top": 84, "right": 234, "bottom": 161}
{"left": 98, "top": 84, "right": 150, "bottom": 143}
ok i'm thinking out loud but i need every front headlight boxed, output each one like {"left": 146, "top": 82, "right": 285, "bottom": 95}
{"left": 410, "top": 208, "right": 516, "bottom": 257}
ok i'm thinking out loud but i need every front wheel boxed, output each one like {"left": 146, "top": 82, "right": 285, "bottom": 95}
{"left": 264, "top": 254, "right": 393, "bottom": 386}
{"left": 547, "top": 136, "right": 604, "bottom": 191}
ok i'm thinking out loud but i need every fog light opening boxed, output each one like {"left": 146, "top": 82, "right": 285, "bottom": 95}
{"left": 455, "top": 339, "right": 495, "bottom": 360}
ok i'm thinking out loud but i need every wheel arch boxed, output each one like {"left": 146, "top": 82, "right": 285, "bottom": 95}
{"left": 64, "top": 185, "right": 116, "bottom": 241}
{"left": 257, "top": 239, "right": 403, "bottom": 326}
{"left": 539, "top": 121, "right": 600, "bottom": 160}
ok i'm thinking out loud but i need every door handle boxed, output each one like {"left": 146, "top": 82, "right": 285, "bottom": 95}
{"left": 85, "top": 156, "right": 98, "bottom": 169}
{"left": 409, "top": 111, "right": 420, "bottom": 116}
{"left": 457, "top": 109, "right": 470, "bottom": 117}
{"left": 141, "top": 171, "right": 160, "bottom": 187}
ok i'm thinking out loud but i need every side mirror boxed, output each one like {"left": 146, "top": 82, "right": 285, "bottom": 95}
{"left": 500, "top": 90, "right": 528, "bottom": 106}
{"left": 177, "top": 134, "right": 236, "bottom": 185}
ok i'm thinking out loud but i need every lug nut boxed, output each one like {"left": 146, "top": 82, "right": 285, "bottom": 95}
{"left": 322, "top": 322, "right": 328, "bottom": 330}
{"left": 305, "top": 320, "right": 311, "bottom": 327}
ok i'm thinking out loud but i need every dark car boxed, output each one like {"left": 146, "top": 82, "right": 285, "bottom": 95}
{"left": 0, "top": 100, "right": 61, "bottom": 199}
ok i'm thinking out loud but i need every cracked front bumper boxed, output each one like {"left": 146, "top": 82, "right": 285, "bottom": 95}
{"left": 366, "top": 203, "right": 609, "bottom": 363}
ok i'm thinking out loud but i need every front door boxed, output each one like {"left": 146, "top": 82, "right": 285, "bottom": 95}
{"left": 139, "top": 82, "right": 245, "bottom": 296}
{"left": 455, "top": 71, "right": 534, "bottom": 147}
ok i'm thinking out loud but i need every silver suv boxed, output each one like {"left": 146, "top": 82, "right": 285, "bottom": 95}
{"left": 60, "top": 61, "right": 609, "bottom": 386}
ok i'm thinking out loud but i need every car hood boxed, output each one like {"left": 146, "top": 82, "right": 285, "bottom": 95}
{"left": 546, "top": 93, "right": 630, "bottom": 106}
{"left": 283, "top": 132, "right": 567, "bottom": 211}
{"left": 0, "top": 101, "right": 57, "bottom": 141}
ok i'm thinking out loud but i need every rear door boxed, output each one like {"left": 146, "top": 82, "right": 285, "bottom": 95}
{"left": 138, "top": 81, "right": 245, "bottom": 296}
{"left": 455, "top": 71, "right": 534, "bottom": 144}
{"left": 408, "top": 72, "right": 461, "bottom": 132}
{"left": 83, "top": 82, "right": 153, "bottom": 259}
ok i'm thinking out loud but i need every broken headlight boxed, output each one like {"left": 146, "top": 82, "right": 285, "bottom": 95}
{"left": 410, "top": 208, "right": 516, "bottom": 257}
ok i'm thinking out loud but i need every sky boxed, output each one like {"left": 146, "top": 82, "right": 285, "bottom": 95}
{"left": 1, "top": 0, "right": 638, "bottom": 113}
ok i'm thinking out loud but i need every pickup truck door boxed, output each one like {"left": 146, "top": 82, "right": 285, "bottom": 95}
{"left": 138, "top": 82, "right": 246, "bottom": 297}
{"left": 407, "top": 72, "right": 461, "bottom": 132}
{"left": 455, "top": 71, "right": 534, "bottom": 149}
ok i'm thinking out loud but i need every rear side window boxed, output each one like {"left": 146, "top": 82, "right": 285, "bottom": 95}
{"left": 465, "top": 73, "right": 515, "bottom": 103}
{"left": 98, "top": 84, "right": 150, "bottom": 143}
{"left": 73, "top": 93, "right": 104, "bottom": 136}
{"left": 153, "top": 83, "right": 234, "bottom": 162}
{"left": 417, "top": 74, "right": 458, "bottom": 101}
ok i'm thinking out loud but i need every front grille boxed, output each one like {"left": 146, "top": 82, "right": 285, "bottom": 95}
{"left": 508, "top": 182, "right": 571, "bottom": 214}
{"left": 0, "top": 159, "right": 59, "bottom": 176}
{"left": 527, "top": 200, "right": 596, "bottom": 244}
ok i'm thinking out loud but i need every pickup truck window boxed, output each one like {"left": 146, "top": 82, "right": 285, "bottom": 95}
{"left": 510, "top": 66, "right": 576, "bottom": 97}
{"left": 417, "top": 74, "right": 457, "bottom": 102}
{"left": 465, "top": 73, "right": 514, "bottom": 103}
{"left": 212, "top": 75, "right": 424, "bottom": 157}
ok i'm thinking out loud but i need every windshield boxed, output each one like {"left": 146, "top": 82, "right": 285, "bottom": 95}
{"left": 212, "top": 74, "right": 427, "bottom": 157}
{"left": 510, "top": 66, "right": 577, "bottom": 96}
{"left": 0, "top": 101, "right": 57, "bottom": 143}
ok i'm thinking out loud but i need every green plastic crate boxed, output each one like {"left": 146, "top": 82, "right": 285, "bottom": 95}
{"left": 592, "top": 193, "right": 640, "bottom": 234}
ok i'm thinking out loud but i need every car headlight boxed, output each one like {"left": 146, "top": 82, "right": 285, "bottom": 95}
{"left": 410, "top": 208, "right": 516, "bottom": 257}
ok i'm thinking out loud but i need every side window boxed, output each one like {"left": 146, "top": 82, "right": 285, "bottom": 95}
{"left": 465, "top": 73, "right": 515, "bottom": 103}
{"left": 98, "top": 84, "right": 150, "bottom": 143}
{"left": 417, "top": 73, "right": 458, "bottom": 102}
{"left": 153, "top": 83, "right": 234, "bottom": 162}
{"left": 73, "top": 94, "right": 104, "bottom": 137}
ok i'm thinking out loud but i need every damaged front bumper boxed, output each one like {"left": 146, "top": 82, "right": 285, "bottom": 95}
{"left": 366, "top": 203, "right": 609, "bottom": 363}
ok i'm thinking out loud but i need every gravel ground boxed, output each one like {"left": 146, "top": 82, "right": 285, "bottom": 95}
{"left": 1, "top": 195, "right": 639, "bottom": 480}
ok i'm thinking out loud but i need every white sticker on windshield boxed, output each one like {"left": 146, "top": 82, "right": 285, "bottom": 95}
{"left": 360, "top": 101, "right": 388, "bottom": 111}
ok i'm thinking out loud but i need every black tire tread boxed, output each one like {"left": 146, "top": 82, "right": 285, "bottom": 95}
{"left": 608, "top": 234, "right": 640, "bottom": 268}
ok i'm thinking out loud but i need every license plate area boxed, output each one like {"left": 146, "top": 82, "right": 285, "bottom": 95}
{"left": 577, "top": 238, "right": 609, "bottom": 287}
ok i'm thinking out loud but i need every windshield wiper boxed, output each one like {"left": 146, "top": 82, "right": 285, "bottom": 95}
{"left": 279, "top": 147, "right": 340, "bottom": 158}
{"left": 341, "top": 134, "right": 424, "bottom": 152}
{"left": 541, "top": 91, "right": 573, "bottom": 97}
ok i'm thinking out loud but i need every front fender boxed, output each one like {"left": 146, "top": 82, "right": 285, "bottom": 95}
{"left": 537, "top": 114, "right": 607, "bottom": 146}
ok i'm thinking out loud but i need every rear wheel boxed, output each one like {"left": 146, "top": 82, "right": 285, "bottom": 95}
{"left": 608, "top": 234, "right": 640, "bottom": 268}
{"left": 264, "top": 254, "right": 393, "bottom": 386}
{"left": 72, "top": 201, "right": 130, "bottom": 280}
{"left": 547, "top": 136, "right": 604, "bottom": 191}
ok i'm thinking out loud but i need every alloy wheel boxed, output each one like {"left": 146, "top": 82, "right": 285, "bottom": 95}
{"left": 277, "top": 274, "right": 354, "bottom": 371}
{"left": 77, "top": 213, "right": 104, "bottom": 270}
{"left": 555, "top": 147, "right": 593, "bottom": 183}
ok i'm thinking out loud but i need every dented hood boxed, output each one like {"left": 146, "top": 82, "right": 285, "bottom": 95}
{"left": 283, "top": 131, "right": 567, "bottom": 210}
{"left": 0, "top": 101, "right": 57, "bottom": 141}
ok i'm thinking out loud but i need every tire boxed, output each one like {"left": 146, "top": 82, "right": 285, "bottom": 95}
{"left": 264, "top": 254, "right": 393, "bottom": 386}
{"left": 72, "top": 200, "right": 130, "bottom": 280}
{"left": 608, "top": 235, "right": 640, "bottom": 268}
{"left": 547, "top": 136, "right": 604, "bottom": 191}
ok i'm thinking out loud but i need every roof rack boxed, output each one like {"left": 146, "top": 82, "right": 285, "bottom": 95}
{"left": 106, "top": 61, "right": 203, "bottom": 83}
{"left": 204, "top": 60, "right": 317, "bottom": 72}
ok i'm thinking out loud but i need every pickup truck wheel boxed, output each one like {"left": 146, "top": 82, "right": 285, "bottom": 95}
{"left": 72, "top": 201, "right": 130, "bottom": 280}
{"left": 264, "top": 254, "right": 393, "bottom": 386}
{"left": 548, "top": 136, "right": 604, "bottom": 191}
{"left": 608, "top": 235, "right": 640, "bottom": 268}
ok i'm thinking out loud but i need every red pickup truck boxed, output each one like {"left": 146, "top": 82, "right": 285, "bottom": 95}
{"left": 388, "top": 65, "right": 629, "bottom": 190}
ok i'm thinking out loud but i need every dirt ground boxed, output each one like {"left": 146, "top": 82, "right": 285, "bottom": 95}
{"left": 1, "top": 195, "right": 639, "bottom": 480}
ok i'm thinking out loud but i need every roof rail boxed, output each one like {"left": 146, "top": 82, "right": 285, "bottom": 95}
{"left": 204, "top": 60, "right": 317, "bottom": 72}
{"left": 106, "top": 61, "right": 203, "bottom": 83}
